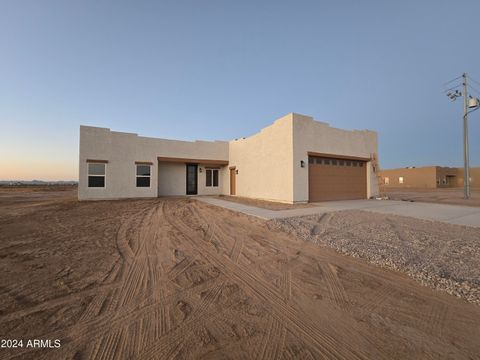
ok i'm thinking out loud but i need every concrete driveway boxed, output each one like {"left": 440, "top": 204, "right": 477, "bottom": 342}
{"left": 197, "top": 197, "right": 480, "bottom": 228}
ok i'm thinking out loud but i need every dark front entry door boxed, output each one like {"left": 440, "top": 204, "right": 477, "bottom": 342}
{"left": 186, "top": 164, "right": 198, "bottom": 195}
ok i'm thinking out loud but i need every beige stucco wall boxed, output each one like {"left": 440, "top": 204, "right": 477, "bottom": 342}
{"left": 197, "top": 165, "right": 228, "bottom": 196}
{"left": 79, "top": 113, "right": 379, "bottom": 202}
{"left": 79, "top": 126, "right": 229, "bottom": 200}
{"left": 379, "top": 166, "right": 480, "bottom": 189}
{"left": 228, "top": 114, "right": 295, "bottom": 203}
{"left": 291, "top": 114, "right": 379, "bottom": 202}
{"left": 379, "top": 167, "right": 437, "bottom": 188}
{"left": 158, "top": 162, "right": 185, "bottom": 196}
{"left": 446, "top": 167, "right": 479, "bottom": 189}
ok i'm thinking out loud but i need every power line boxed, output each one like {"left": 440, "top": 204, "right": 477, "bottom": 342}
{"left": 467, "top": 83, "right": 480, "bottom": 97}
{"left": 469, "top": 76, "right": 480, "bottom": 88}
{"left": 443, "top": 75, "right": 463, "bottom": 86}
{"left": 443, "top": 84, "right": 462, "bottom": 93}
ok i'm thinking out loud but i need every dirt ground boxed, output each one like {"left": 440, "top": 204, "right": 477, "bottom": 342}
{"left": 383, "top": 187, "right": 480, "bottom": 207}
{"left": 217, "top": 195, "right": 313, "bottom": 210}
{"left": 1, "top": 188, "right": 480, "bottom": 359}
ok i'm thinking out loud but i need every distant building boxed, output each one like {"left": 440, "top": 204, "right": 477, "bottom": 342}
{"left": 379, "top": 166, "right": 480, "bottom": 189}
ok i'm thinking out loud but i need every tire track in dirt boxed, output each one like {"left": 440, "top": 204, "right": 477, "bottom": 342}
{"left": 198, "top": 206, "right": 375, "bottom": 359}
{"left": 2, "top": 269, "right": 224, "bottom": 360}
{"left": 0, "top": 295, "right": 156, "bottom": 360}
{"left": 319, "top": 262, "right": 350, "bottom": 311}
{"left": 80, "top": 198, "right": 225, "bottom": 359}
{"left": 115, "top": 214, "right": 139, "bottom": 265}
{"left": 0, "top": 282, "right": 119, "bottom": 324}
{"left": 277, "top": 269, "right": 292, "bottom": 302}
{"left": 100, "top": 256, "right": 123, "bottom": 284}
{"left": 88, "top": 326, "right": 125, "bottom": 360}
{"left": 115, "top": 205, "right": 161, "bottom": 308}
{"left": 358, "top": 284, "right": 398, "bottom": 319}
{"left": 311, "top": 213, "right": 332, "bottom": 240}
{"left": 421, "top": 302, "right": 448, "bottom": 338}
{"left": 0, "top": 202, "right": 175, "bottom": 360}
{"left": 255, "top": 316, "right": 287, "bottom": 360}
{"left": 282, "top": 341, "right": 316, "bottom": 360}
{"left": 198, "top": 202, "right": 389, "bottom": 359}
{"left": 138, "top": 281, "right": 226, "bottom": 360}
{"left": 167, "top": 256, "right": 197, "bottom": 283}
{"left": 94, "top": 204, "right": 166, "bottom": 359}
{"left": 78, "top": 290, "right": 111, "bottom": 323}
{"left": 230, "top": 236, "right": 244, "bottom": 263}
{"left": 161, "top": 200, "right": 379, "bottom": 360}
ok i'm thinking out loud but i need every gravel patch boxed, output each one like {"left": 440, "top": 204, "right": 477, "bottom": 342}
{"left": 268, "top": 210, "right": 480, "bottom": 304}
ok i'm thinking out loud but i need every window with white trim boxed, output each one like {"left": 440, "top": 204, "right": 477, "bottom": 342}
{"left": 136, "top": 164, "right": 151, "bottom": 187}
{"left": 88, "top": 163, "right": 106, "bottom": 188}
{"left": 206, "top": 169, "right": 219, "bottom": 187}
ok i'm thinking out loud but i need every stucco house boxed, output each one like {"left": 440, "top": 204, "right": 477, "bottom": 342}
{"left": 78, "top": 113, "right": 379, "bottom": 203}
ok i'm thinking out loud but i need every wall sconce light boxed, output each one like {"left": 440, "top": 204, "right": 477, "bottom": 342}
{"left": 236, "top": 169, "right": 239, "bottom": 174}
{"left": 199, "top": 167, "right": 203, "bottom": 173}
{"left": 300, "top": 160, "right": 305, "bottom": 168}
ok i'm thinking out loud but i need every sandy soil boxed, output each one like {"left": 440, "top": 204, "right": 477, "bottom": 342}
{"left": 383, "top": 187, "right": 480, "bottom": 207}
{"left": 217, "top": 195, "right": 313, "bottom": 210}
{"left": 1, "top": 189, "right": 480, "bottom": 359}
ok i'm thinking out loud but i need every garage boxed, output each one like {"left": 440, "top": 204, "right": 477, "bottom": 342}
{"left": 308, "top": 154, "right": 367, "bottom": 201}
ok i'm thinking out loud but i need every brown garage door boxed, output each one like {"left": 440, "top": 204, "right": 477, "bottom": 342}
{"left": 308, "top": 156, "right": 367, "bottom": 201}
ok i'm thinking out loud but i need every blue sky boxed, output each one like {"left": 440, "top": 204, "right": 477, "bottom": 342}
{"left": 1, "top": 0, "right": 480, "bottom": 180}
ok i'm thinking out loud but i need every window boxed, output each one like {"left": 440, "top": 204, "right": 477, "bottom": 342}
{"left": 315, "top": 158, "right": 322, "bottom": 164}
{"left": 206, "top": 169, "right": 219, "bottom": 187}
{"left": 136, "top": 164, "right": 151, "bottom": 187}
{"left": 359, "top": 162, "right": 363, "bottom": 167}
{"left": 88, "top": 163, "right": 106, "bottom": 188}
{"left": 346, "top": 161, "right": 351, "bottom": 166}
{"left": 384, "top": 177, "right": 390, "bottom": 185}
{"left": 399, "top": 176, "right": 404, "bottom": 184}
{"left": 308, "top": 157, "right": 314, "bottom": 164}
{"left": 331, "top": 159, "right": 337, "bottom": 166}
{"left": 324, "top": 159, "right": 330, "bottom": 165}
{"left": 352, "top": 161, "right": 358, "bottom": 167}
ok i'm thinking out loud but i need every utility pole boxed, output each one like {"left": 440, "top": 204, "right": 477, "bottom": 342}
{"left": 446, "top": 73, "right": 479, "bottom": 199}
{"left": 462, "top": 73, "right": 471, "bottom": 199}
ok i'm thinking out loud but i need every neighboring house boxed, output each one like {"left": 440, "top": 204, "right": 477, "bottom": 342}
{"left": 78, "top": 113, "right": 379, "bottom": 203}
{"left": 379, "top": 166, "right": 480, "bottom": 189}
